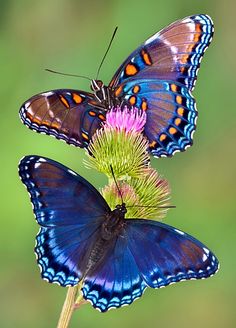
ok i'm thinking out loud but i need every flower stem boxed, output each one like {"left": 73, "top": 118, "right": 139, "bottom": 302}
{"left": 57, "top": 286, "right": 79, "bottom": 328}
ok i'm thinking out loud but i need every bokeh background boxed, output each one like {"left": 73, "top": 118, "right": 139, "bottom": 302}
{"left": 1, "top": 0, "right": 235, "bottom": 327}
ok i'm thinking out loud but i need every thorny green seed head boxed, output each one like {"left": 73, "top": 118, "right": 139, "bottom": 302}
{"left": 102, "top": 168, "right": 171, "bottom": 220}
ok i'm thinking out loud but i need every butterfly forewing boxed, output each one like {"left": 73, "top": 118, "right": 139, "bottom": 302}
{"left": 20, "top": 90, "right": 106, "bottom": 148}
{"left": 19, "top": 156, "right": 111, "bottom": 285}
{"left": 109, "top": 15, "right": 213, "bottom": 91}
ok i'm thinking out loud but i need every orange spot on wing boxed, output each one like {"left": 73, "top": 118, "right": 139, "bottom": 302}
{"left": 159, "top": 134, "right": 167, "bottom": 142}
{"left": 177, "top": 107, "right": 184, "bottom": 116}
{"left": 196, "top": 23, "right": 202, "bottom": 33}
{"left": 125, "top": 63, "right": 138, "bottom": 76}
{"left": 72, "top": 93, "right": 83, "bottom": 104}
{"left": 98, "top": 114, "right": 105, "bottom": 121}
{"left": 193, "top": 33, "right": 201, "bottom": 42}
{"left": 175, "top": 118, "right": 181, "bottom": 126}
{"left": 115, "top": 85, "right": 123, "bottom": 97}
{"left": 89, "top": 111, "right": 96, "bottom": 117}
{"left": 51, "top": 122, "right": 60, "bottom": 129}
{"left": 181, "top": 54, "right": 189, "bottom": 64}
{"left": 149, "top": 141, "right": 157, "bottom": 148}
{"left": 141, "top": 100, "right": 148, "bottom": 111}
{"left": 133, "top": 85, "right": 140, "bottom": 94}
{"left": 169, "top": 127, "right": 177, "bottom": 135}
{"left": 59, "top": 95, "right": 70, "bottom": 108}
{"left": 141, "top": 50, "right": 152, "bottom": 66}
{"left": 82, "top": 132, "right": 89, "bottom": 140}
{"left": 193, "top": 23, "right": 202, "bottom": 42}
{"left": 129, "top": 96, "right": 136, "bottom": 106}
{"left": 176, "top": 96, "right": 182, "bottom": 104}
{"left": 171, "top": 84, "right": 177, "bottom": 92}
{"left": 27, "top": 112, "right": 42, "bottom": 125}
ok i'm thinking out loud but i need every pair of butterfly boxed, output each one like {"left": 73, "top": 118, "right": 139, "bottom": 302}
{"left": 19, "top": 14, "right": 219, "bottom": 313}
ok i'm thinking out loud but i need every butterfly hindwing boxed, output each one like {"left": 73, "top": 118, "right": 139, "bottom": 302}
{"left": 19, "top": 156, "right": 110, "bottom": 285}
{"left": 82, "top": 219, "right": 218, "bottom": 312}
{"left": 115, "top": 79, "right": 197, "bottom": 157}
{"left": 20, "top": 90, "right": 106, "bottom": 148}
{"left": 126, "top": 220, "right": 218, "bottom": 287}
{"left": 109, "top": 15, "right": 214, "bottom": 91}
{"left": 82, "top": 231, "right": 147, "bottom": 312}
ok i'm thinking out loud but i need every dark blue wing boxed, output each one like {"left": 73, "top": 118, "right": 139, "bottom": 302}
{"left": 82, "top": 219, "right": 218, "bottom": 312}
{"left": 19, "top": 155, "right": 110, "bottom": 285}
{"left": 109, "top": 15, "right": 214, "bottom": 91}
{"left": 126, "top": 220, "right": 219, "bottom": 287}
{"left": 19, "top": 90, "right": 106, "bottom": 148}
{"left": 82, "top": 232, "right": 147, "bottom": 312}
{"left": 114, "top": 80, "right": 197, "bottom": 157}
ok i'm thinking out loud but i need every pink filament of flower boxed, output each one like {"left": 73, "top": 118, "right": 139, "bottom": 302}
{"left": 104, "top": 106, "right": 147, "bottom": 133}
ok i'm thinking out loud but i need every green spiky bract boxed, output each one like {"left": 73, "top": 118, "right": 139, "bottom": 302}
{"left": 102, "top": 168, "right": 170, "bottom": 220}
{"left": 86, "top": 128, "right": 150, "bottom": 179}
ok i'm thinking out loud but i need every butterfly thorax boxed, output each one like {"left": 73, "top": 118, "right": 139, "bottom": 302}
{"left": 101, "top": 203, "right": 127, "bottom": 240}
{"left": 91, "top": 79, "right": 118, "bottom": 109}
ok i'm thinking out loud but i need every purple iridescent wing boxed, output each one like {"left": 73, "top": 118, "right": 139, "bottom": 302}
{"left": 109, "top": 15, "right": 213, "bottom": 157}
{"left": 82, "top": 219, "right": 218, "bottom": 312}
{"left": 19, "top": 156, "right": 110, "bottom": 286}
{"left": 109, "top": 15, "right": 213, "bottom": 90}
{"left": 19, "top": 90, "right": 106, "bottom": 148}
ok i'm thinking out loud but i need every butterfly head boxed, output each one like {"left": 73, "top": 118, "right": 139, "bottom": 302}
{"left": 91, "top": 79, "right": 112, "bottom": 106}
{"left": 115, "top": 203, "right": 127, "bottom": 216}
{"left": 91, "top": 79, "right": 104, "bottom": 92}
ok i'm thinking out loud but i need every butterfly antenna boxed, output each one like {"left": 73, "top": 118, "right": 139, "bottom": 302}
{"left": 126, "top": 205, "right": 176, "bottom": 209}
{"left": 110, "top": 164, "right": 124, "bottom": 204}
{"left": 45, "top": 68, "right": 92, "bottom": 81}
{"left": 96, "top": 26, "right": 118, "bottom": 80}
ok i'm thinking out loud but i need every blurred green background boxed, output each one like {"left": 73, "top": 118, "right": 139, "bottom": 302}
{"left": 1, "top": 0, "right": 235, "bottom": 327}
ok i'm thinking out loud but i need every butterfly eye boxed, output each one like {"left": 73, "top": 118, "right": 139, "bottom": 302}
{"left": 91, "top": 79, "right": 104, "bottom": 91}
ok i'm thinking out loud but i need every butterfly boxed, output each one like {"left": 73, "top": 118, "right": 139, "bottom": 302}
{"left": 19, "top": 14, "right": 213, "bottom": 157}
{"left": 19, "top": 155, "right": 219, "bottom": 312}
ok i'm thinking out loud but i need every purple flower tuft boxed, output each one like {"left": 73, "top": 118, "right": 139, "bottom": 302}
{"left": 105, "top": 106, "right": 147, "bottom": 133}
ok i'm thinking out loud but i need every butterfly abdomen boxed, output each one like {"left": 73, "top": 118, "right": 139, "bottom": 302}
{"left": 85, "top": 237, "right": 110, "bottom": 274}
{"left": 85, "top": 212, "right": 126, "bottom": 276}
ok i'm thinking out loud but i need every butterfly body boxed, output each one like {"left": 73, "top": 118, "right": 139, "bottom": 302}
{"left": 19, "top": 155, "right": 219, "bottom": 312}
{"left": 84, "top": 204, "right": 127, "bottom": 276}
{"left": 20, "top": 14, "right": 213, "bottom": 157}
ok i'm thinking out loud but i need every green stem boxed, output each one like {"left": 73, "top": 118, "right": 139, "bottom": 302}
{"left": 57, "top": 286, "right": 79, "bottom": 328}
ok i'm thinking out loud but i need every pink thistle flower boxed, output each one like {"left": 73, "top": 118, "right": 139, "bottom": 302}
{"left": 104, "top": 106, "right": 147, "bottom": 133}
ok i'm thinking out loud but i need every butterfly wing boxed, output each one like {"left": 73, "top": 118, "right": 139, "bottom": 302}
{"left": 82, "top": 219, "right": 218, "bottom": 312}
{"left": 114, "top": 80, "right": 196, "bottom": 157}
{"left": 126, "top": 219, "right": 219, "bottom": 287}
{"left": 19, "top": 90, "right": 106, "bottom": 148}
{"left": 109, "top": 15, "right": 213, "bottom": 90}
{"left": 109, "top": 15, "right": 213, "bottom": 157}
{"left": 19, "top": 156, "right": 110, "bottom": 285}
{"left": 82, "top": 231, "right": 147, "bottom": 312}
